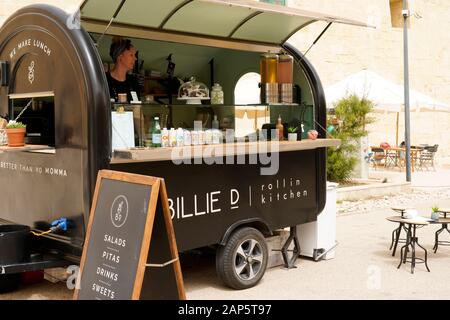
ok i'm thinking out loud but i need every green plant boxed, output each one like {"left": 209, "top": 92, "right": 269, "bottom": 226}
{"left": 6, "top": 121, "right": 26, "bottom": 129}
{"left": 326, "top": 94, "right": 374, "bottom": 183}
{"left": 287, "top": 127, "right": 298, "bottom": 133}
{"left": 432, "top": 205, "right": 440, "bottom": 213}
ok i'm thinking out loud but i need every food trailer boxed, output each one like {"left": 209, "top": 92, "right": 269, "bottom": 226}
{"left": 0, "top": 0, "right": 367, "bottom": 291}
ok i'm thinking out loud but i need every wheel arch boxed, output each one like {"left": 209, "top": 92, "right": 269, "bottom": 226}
{"left": 219, "top": 218, "right": 272, "bottom": 246}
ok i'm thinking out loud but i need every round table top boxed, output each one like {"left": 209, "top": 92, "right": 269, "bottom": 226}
{"left": 391, "top": 206, "right": 413, "bottom": 212}
{"left": 386, "top": 216, "right": 429, "bottom": 225}
{"left": 387, "top": 216, "right": 450, "bottom": 225}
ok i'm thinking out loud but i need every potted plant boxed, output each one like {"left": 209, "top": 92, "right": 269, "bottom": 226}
{"left": 287, "top": 127, "right": 298, "bottom": 141}
{"left": 431, "top": 205, "right": 440, "bottom": 221}
{"left": 5, "top": 121, "right": 26, "bottom": 147}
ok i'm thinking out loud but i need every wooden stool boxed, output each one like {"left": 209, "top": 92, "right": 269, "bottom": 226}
{"left": 389, "top": 207, "right": 413, "bottom": 256}
{"left": 432, "top": 210, "right": 450, "bottom": 253}
{"left": 397, "top": 219, "right": 430, "bottom": 274}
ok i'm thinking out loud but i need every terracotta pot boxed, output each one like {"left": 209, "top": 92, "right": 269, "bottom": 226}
{"left": 6, "top": 128, "right": 26, "bottom": 147}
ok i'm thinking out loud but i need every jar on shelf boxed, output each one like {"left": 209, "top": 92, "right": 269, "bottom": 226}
{"left": 210, "top": 83, "right": 224, "bottom": 105}
{"left": 260, "top": 52, "right": 278, "bottom": 104}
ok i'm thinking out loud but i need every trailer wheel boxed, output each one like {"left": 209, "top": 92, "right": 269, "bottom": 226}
{"left": 216, "top": 227, "right": 268, "bottom": 290}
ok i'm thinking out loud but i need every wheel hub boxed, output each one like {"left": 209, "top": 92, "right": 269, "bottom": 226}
{"left": 234, "top": 239, "right": 263, "bottom": 281}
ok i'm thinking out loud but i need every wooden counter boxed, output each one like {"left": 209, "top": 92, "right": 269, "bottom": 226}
{"left": 111, "top": 139, "right": 340, "bottom": 164}
{"left": 0, "top": 144, "right": 54, "bottom": 154}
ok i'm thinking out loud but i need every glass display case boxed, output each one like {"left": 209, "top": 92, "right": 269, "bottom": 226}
{"left": 177, "top": 77, "right": 210, "bottom": 105}
{"left": 111, "top": 102, "right": 314, "bottom": 148}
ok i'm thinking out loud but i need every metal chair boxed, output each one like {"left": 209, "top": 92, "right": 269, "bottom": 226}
{"left": 385, "top": 149, "right": 398, "bottom": 168}
{"left": 370, "top": 147, "right": 385, "bottom": 169}
{"left": 418, "top": 144, "right": 438, "bottom": 171}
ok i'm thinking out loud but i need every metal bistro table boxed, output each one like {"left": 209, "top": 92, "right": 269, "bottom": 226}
{"left": 389, "top": 206, "right": 413, "bottom": 256}
{"left": 431, "top": 208, "right": 450, "bottom": 253}
{"left": 387, "top": 216, "right": 430, "bottom": 274}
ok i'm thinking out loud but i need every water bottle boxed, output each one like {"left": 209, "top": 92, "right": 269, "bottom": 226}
{"left": 151, "top": 117, "right": 161, "bottom": 148}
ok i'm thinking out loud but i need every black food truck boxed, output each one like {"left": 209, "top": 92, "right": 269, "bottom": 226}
{"left": 0, "top": 0, "right": 368, "bottom": 292}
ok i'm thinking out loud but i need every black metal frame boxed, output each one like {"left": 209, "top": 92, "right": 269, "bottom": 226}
{"left": 397, "top": 223, "right": 430, "bottom": 274}
{"left": 272, "top": 226, "right": 300, "bottom": 269}
{"left": 433, "top": 211, "right": 450, "bottom": 253}
{"left": 389, "top": 209, "right": 409, "bottom": 256}
{"left": 1, "top": 253, "right": 70, "bottom": 275}
{"left": 433, "top": 223, "right": 450, "bottom": 253}
{"left": 390, "top": 222, "right": 410, "bottom": 257}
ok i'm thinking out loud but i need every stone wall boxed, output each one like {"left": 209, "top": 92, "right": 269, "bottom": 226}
{"left": 1, "top": 0, "right": 448, "bottom": 161}
{"left": 286, "top": 0, "right": 450, "bottom": 163}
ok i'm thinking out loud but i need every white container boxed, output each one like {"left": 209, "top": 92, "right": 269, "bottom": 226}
{"left": 161, "top": 128, "right": 169, "bottom": 147}
{"left": 176, "top": 128, "right": 184, "bottom": 147}
{"left": 191, "top": 130, "right": 199, "bottom": 145}
{"left": 288, "top": 133, "right": 297, "bottom": 141}
{"left": 198, "top": 130, "right": 205, "bottom": 145}
{"left": 169, "top": 128, "right": 177, "bottom": 147}
{"left": 205, "top": 129, "right": 213, "bottom": 145}
{"left": 183, "top": 130, "right": 192, "bottom": 146}
{"left": 297, "top": 182, "right": 338, "bottom": 260}
{"left": 212, "top": 129, "right": 222, "bottom": 144}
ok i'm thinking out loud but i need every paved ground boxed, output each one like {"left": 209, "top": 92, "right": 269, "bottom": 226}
{"left": 2, "top": 169, "right": 450, "bottom": 300}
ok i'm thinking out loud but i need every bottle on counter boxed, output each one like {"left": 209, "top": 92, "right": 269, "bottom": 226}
{"left": 276, "top": 115, "right": 284, "bottom": 141}
{"left": 176, "top": 128, "right": 184, "bottom": 147}
{"left": 205, "top": 129, "right": 213, "bottom": 145}
{"left": 191, "top": 130, "right": 199, "bottom": 145}
{"left": 151, "top": 117, "right": 161, "bottom": 147}
{"left": 212, "top": 115, "right": 219, "bottom": 129}
{"left": 183, "top": 130, "right": 192, "bottom": 146}
{"left": 212, "top": 129, "right": 222, "bottom": 145}
{"left": 169, "top": 128, "right": 177, "bottom": 147}
{"left": 161, "top": 127, "right": 169, "bottom": 147}
{"left": 198, "top": 130, "right": 205, "bottom": 145}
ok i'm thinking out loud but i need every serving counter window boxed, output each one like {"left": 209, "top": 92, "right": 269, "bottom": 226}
{"left": 111, "top": 102, "right": 314, "bottom": 150}
{"left": 9, "top": 92, "right": 56, "bottom": 152}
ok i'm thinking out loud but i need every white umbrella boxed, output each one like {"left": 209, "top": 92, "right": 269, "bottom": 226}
{"left": 325, "top": 69, "right": 450, "bottom": 145}
{"left": 326, "top": 69, "right": 404, "bottom": 112}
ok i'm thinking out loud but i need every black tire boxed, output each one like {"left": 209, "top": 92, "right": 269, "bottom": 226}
{"left": 216, "top": 227, "right": 268, "bottom": 290}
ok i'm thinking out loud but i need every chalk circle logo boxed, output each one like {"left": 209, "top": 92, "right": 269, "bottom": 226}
{"left": 28, "top": 61, "right": 35, "bottom": 84}
{"left": 110, "top": 195, "right": 129, "bottom": 228}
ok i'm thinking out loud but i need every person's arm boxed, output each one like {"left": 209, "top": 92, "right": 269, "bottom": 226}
{"left": 105, "top": 72, "right": 116, "bottom": 101}
{"left": 128, "top": 74, "right": 141, "bottom": 100}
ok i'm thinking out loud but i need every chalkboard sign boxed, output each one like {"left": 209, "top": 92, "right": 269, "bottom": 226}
{"left": 73, "top": 170, "right": 185, "bottom": 300}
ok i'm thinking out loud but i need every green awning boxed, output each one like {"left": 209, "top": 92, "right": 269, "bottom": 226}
{"left": 80, "top": 0, "right": 371, "bottom": 46}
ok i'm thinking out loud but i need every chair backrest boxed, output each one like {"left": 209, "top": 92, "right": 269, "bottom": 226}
{"left": 371, "top": 147, "right": 385, "bottom": 160}
{"left": 371, "top": 147, "right": 384, "bottom": 153}
{"left": 425, "top": 144, "right": 438, "bottom": 153}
